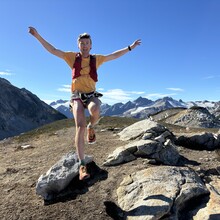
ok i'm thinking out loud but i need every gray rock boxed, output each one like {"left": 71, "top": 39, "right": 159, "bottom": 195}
{"left": 103, "top": 144, "right": 137, "bottom": 166}
{"left": 118, "top": 119, "right": 167, "bottom": 141}
{"left": 117, "top": 166, "right": 209, "bottom": 220}
{"left": 103, "top": 139, "right": 180, "bottom": 166}
{"left": 155, "top": 140, "right": 180, "bottom": 165}
{"left": 193, "top": 176, "right": 220, "bottom": 219}
{"left": 134, "top": 139, "right": 160, "bottom": 156}
{"left": 176, "top": 132, "right": 220, "bottom": 150}
{"left": 164, "top": 107, "right": 220, "bottom": 128}
{"left": 154, "top": 131, "right": 173, "bottom": 143}
{"left": 36, "top": 152, "right": 93, "bottom": 200}
{"left": 104, "top": 119, "right": 180, "bottom": 166}
{"left": 142, "top": 132, "right": 153, "bottom": 140}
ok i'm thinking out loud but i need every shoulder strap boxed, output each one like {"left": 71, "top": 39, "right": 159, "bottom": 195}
{"left": 72, "top": 53, "right": 81, "bottom": 79}
{"left": 89, "top": 55, "right": 98, "bottom": 82}
{"left": 90, "top": 55, "right": 96, "bottom": 68}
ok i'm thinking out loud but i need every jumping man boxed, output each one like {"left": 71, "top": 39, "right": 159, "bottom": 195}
{"left": 28, "top": 27, "right": 141, "bottom": 180}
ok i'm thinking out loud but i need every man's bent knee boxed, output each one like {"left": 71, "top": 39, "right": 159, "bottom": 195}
{"left": 88, "top": 102, "right": 100, "bottom": 115}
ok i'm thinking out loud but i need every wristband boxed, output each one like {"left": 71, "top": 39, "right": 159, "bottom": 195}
{"left": 128, "top": 46, "right": 131, "bottom": 51}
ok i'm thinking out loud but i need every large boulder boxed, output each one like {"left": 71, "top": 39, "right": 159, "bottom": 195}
{"left": 103, "top": 139, "right": 180, "bottom": 166}
{"left": 36, "top": 152, "right": 93, "bottom": 200}
{"left": 118, "top": 119, "right": 170, "bottom": 141}
{"left": 117, "top": 166, "right": 209, "bottom": 220}
{"left": 175, "top": 132, "right": 220, "bottom": 150}
{"left": 104, "top": 119, "right": 179, "bottom": 166}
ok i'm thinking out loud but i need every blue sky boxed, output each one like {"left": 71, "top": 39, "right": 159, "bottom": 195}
{"left": 1, "top": 0, "right": 220, "bottom": 105}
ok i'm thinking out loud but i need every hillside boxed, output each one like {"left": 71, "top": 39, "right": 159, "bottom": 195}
{"left": 0, "top": 78, "right": 66, "bottom": 140}
{"left": 0, "top": 117, "right": 219, "bottom": 219}
{"left": 151, "top": 106, "right": 220, "bottom": 128}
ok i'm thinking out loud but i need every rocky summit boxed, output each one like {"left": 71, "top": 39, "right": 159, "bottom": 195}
{"left": 0, "top": 77, "right": 66, "bottom": 140}
{"left": 0, "top": 117, "right": 220, "bottom": 220}
{"left": 159, "top": 106, "right": 220, "bottom": 128}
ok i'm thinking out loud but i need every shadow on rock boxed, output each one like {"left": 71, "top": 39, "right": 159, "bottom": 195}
{"left": 177, "top": 155, "right": 201, "bottom": 166}
{"left": 104, "top": 193, "right": 212, "bottom": 219}
{"left": 44, "top": 161, "right": 108, "bottom": 205}
{"left": 178, "top": 194, "right": 210, "bottom": 220}
{"left": 209, "top": 214, "right": 220, "bottom": 220}
{"left": 104, "top": 198, "right": 173, "bottom": 220}
{"left": 143, "top": 194, "right": 173, "bottom": 203}
{"left": 104, "top": 201, "right": 124, "bottom": 220}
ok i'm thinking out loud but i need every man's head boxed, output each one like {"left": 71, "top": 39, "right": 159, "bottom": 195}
{"left": 77, "top": 33, "right": 92, "bottom": 53}
{"left": 77, "top": 33, "right": 92, "bottom": 44}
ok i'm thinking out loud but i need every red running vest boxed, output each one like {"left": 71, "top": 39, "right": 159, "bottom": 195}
{"left": 72, "top": 53, "right": 98, "bottom": 82}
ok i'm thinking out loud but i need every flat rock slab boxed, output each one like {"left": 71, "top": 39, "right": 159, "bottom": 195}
{"left": 103, "top": 139, "right": 180, "bottom": 166}
{"left": 118, "top": 119, "right": 166, "bottom": 141}
{"left": 117, "top": 166, "right": 209, "bottom": 220}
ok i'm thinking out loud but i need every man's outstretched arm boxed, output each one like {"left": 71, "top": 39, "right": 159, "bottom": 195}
{"left": 104, "top": 39, "right": 141, "bottom": 62}
{"left": 28, "top": 27, "right": 65, "bottom": 59}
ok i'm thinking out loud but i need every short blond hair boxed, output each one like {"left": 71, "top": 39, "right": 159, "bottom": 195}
{"left": 77, "top": 33, "right": 92, "bottom": 44}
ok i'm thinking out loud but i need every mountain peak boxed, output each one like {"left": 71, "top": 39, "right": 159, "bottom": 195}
{"left": 0, "top": 79, "right": 66, "bottom": 140}
{"left": 160, "top": 96, "right": 175, "bottom": 102}
{"left": 133, "top": 96, "right": 153, "bottom": 106}
{"left": 0, "top": 77, "right": 11, "bottom": 86}
{"left": 50, "top": 96, "right": 220, "bottom": 122}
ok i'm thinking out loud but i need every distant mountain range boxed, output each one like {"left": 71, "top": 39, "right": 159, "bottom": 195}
{"left": 50, "top": 96, "right": 220, "bottom": 120}
{"left": 0, "top": 78, "right": 66, "bottom": 140}
{"left": 1, "top": 76, "right": 219, "bottom": 140}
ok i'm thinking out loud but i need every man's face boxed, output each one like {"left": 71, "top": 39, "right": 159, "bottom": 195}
{"left": 78, "top": 38, "right": 92, "bottom": 53}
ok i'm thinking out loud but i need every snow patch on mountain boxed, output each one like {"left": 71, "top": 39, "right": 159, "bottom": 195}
{"left": 49, "top": 96, "right": 220, "bottom": 122}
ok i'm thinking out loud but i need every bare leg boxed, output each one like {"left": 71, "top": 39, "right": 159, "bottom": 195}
{"left": 71, "top": 100, "right": 86, "bottom": 161}
{"left": 87, "top": 97, "right": 101, "bottom": 127}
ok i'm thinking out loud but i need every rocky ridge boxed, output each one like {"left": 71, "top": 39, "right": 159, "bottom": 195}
{"left": 0, "top": 117, "right": 220, "bottom": 219}
{"left": 32, "top": 118, "right": 220, "bottom": 219}
{"left": 0, "top": 77, "right": 66, "bottom": 140}
{"left": 103, "top": 119, "right": 220, "bottom": 219}
{"left": 153, "top": 106, "right": 220, "bottom": 128}
{"left": 50, "top": 97, "right": 220, "bottom": 123}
